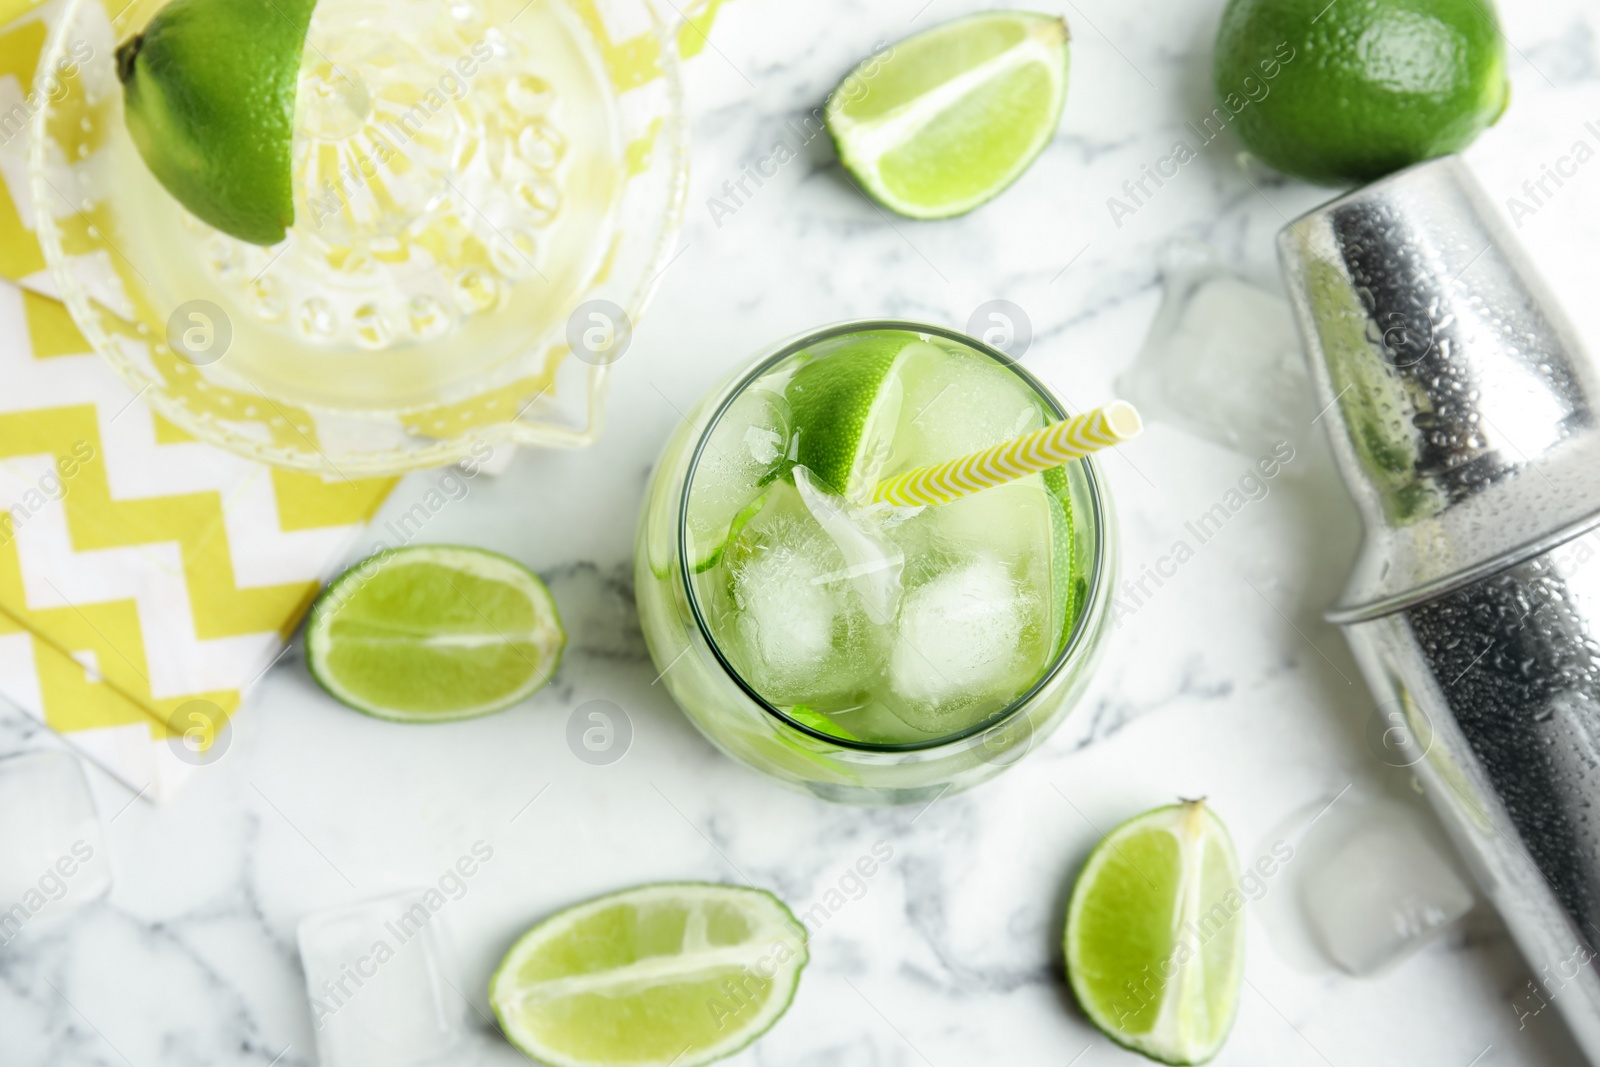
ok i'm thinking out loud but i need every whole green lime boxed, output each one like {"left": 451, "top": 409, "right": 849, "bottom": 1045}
{"left": 1213, "top": 0, "right": 1510, "bottom": 185}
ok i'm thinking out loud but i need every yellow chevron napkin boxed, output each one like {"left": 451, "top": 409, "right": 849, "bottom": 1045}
{"left": 0, "top": 283, "right": 397, "bottom": 800}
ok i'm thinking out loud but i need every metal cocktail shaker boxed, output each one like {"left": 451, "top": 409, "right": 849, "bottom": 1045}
{"left": 1280, "top": 156, "right": 1600, "bottom": 1058}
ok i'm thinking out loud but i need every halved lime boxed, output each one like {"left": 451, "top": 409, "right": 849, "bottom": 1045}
{"left": 490, "top": 883, "right": 808, "bottom": 1067}
{"left": 1064, "top": 800, "right": 1244, "bottom": 1065}
{"left": 827, "top": 11, "right": 1070, "bottom": 219}
{"left": 305, "top": 545, "right": 564, "bottom": 722}
{"left": 118, "top": 0, "right": 316, "bottom": 244}
{"left": 784, "top": 333, "right": 930, "bottom": 498}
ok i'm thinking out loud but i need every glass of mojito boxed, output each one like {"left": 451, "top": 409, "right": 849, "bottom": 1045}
{"left": 636, "top": 322, "right": 1115, "bottom": 804}
{"left": 30, "top": 0, "right": 687, "bottom": 475}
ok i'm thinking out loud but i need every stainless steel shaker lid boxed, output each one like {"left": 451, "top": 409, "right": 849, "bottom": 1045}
{"left": 1279, "top": 156, "right": 1600, "bottom": 624}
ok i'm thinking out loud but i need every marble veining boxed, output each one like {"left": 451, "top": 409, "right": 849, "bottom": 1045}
{"left": 6, "top": 0, "right": 1600, "bottom": 1063}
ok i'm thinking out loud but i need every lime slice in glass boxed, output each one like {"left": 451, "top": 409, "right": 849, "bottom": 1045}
{"left": 785, "top": 333, "right": 936, "bottom": 498}
{"left": 117, "top": 0, "right": 317, "bottom": 244}
{"left": 490, "top": 883, "right": 808, "bottom": 1067}
{"left": 785, "top": 703, "right": 858, "bottom": 741}
{"left": 305, "top": 545, "right": 564, "bottom": 722}
{"left": 1042, "top": 464, "right": 1080, "bottom": 653}
{"left": 690, "top": 491, "right": 769, "bottom": 573}
{"left": 826, "top": 11, "right": 1070, "bottom": 219}
{"left": 1064, "top": 800, "right": 1245, "bottom": 1065}
{"left": 686, "top": 386, "right": 791, "bottom": 573}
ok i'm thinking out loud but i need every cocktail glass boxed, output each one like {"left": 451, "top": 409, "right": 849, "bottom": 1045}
{"left": 635, "top": 322, "right": 1117, "bottom": 805}
{"left": 30, "top": 0, "right": 688, "bottom": 475}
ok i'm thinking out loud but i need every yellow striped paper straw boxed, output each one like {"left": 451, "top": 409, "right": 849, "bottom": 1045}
{"left": 871, "top": 401, "right": 1143, "bottom": 507}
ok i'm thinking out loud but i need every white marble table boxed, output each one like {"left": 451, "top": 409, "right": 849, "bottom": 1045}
{"left": 6, "top": 0, "right": 1600, "bottom": 1063}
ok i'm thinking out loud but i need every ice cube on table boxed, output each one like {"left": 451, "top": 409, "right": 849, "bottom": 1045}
{"left": 722, "top": 489, "right": 886, "bottom": 709}
{"left": 1116, "top": 239, "right": 1312, "bottom": 457}
{"left": 0, "top": 750, "right": 111, "bottom": 939}
{"left": 886, "top": 555, "right": 1039, "bottom": 734}
{"left": 298, "top": 890, "right": 466, "bottom": 1067}
{"left": 1300, "top": 810, "right": 1475, "bottom": 976}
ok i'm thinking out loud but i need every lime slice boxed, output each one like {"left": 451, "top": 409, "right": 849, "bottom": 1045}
{"left": 785, "top": 704, "right": 858, "bottom": 741}
{"left": 117, "top": 0, "right": 317, "bottom": 245}
{"left": 1064, "top": 800, "right": 1244, "bottom": 1065}
{"left": 826, "top": 11, "right": 1069, "bottom": 219}
{"left": 1042, "top": 464, "right": 1081, "bottom": 653}
{"left": 687, "top": 386, "right": 791, "bottom": 572}
{"left": 305, "top": 545, "right": 564, "bottom": 722}
{"left": 691, "top": 491, "right": 768, "bottom": 573}
{"left": 490, "top": 883, "right": 808, "bottom": 1067}
{"left": 785, "top": 332, "right": 930, "bottom": 498}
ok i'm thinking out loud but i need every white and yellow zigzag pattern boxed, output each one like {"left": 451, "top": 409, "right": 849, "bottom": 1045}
{"left": 872, "top": 402, "right": 1143, "bottom": 508}
{"left": 0, "top": 285, "right": 394, "bottom": 799}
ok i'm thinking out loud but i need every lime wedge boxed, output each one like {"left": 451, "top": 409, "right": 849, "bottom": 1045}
{"left": 490, "top": 883, "right": 808, "bottom": 1067}
{"left": 827, "top": 11, "right": 1069, "bottom": 219}
{"left": 785, "top": 333, "right": 929, "bottom": 498}
{"left": 305, "top": 545, "right": 564, "bottom": 722}
{"left": 117, "top": 0, "right": 316, "bottom": 245}
{"left": 1064, "top": 800, "right": 1244, "bottom": 1065}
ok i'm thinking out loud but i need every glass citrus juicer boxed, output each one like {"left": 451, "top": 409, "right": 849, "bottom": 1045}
{"left": 29, "top": 0, "right": 688, "bottom": 475}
